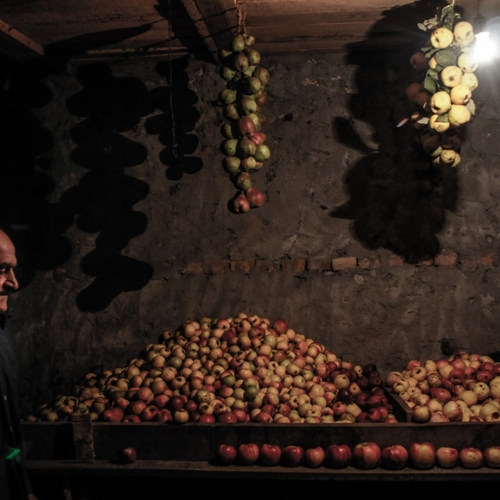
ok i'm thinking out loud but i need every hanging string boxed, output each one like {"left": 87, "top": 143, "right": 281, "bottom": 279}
{"left": 235, "top": 0, "right": 246, "bottom": 35}
{"left": 168, "top": 0, "right": 178, "bottom": 161}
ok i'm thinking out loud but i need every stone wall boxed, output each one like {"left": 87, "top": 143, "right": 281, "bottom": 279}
{"left": 2, "top": 45, "right": 499, "bottom": 411}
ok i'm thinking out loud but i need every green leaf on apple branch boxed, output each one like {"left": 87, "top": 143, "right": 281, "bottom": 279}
{"left": 423, "top": 77, "right": 439, "bottom": 94}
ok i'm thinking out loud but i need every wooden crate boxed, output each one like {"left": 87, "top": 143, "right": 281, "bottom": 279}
{"left": 22, "top": 418, "right": 500, "bottom": 482}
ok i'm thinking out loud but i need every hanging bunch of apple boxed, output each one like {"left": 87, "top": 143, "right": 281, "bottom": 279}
{"left": 406, "top": 4, "right": 478, "bottom": 168}
{"left": 218, "top": 32, "right": 270, "bottom": 213}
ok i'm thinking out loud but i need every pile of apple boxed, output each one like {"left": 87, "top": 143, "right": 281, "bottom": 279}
{"left": 385, "top": 350, "right": 500, "bottom": 423}
{"left": 216, "top": 441, "right": 500, "bottom": 469}
{"left": 218, "top": 32, "right": 270, "bottom": 213}
{"left": 407, "top": 5, "right": 479, "bottom": 168}
{"left": 29, "top": 313, "right": 397, "bottom": 424}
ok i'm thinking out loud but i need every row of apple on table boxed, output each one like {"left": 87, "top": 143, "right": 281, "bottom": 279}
{"left": 213, "top": 441, "right": 500, "bottom": 470}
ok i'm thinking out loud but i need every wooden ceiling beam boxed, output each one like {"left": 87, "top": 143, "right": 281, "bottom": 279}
{"left": 179, "top": 0, "right": 224, "bottom": 60}
{"left": 0, "top": 18, "right": 45, "bottom": 61}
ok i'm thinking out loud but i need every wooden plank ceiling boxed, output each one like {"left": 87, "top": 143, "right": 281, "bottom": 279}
{"left": 0, "top": 0, "right": 497, "bottom": 63}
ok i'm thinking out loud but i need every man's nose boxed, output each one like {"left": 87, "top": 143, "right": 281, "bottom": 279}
{"left": 7, "top": 269, "right": 19, "bottom": 290}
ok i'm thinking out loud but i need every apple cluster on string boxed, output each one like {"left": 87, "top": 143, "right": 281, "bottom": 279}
{"left": 405, "top": 4, "right": 480, "bottom": 168}
{"left": 217, "top": 4, "right": 271, "bottom": 214}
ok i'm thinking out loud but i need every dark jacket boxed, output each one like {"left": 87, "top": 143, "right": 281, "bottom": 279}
{"left": 0, "top": 315, "right": 32, "bottom": 499}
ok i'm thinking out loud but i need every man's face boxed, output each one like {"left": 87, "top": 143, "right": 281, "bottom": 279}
{"left": 0, "top": 231, "right": 18, "bottom": 313}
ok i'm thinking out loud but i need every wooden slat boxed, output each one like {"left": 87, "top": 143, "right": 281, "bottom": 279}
{"left": 179, "top": 0, "right": 219, "bottom": 58}
{"left": 250, "top": 21, "right": 416, "bottom": 38}
{"left": 24, "top": 458, "right": 500, "bottom": 480}
{"left": 194, "top": 0, "right": 235, "bottom": 51}
{"left": 252, "top": 35, "right": 416, "bottom": 55}
{"left": 71, "top": 414, "right": 94, "bottom": 462}
{"left": 0, "top": 18, "right": 45, "bottom": 60}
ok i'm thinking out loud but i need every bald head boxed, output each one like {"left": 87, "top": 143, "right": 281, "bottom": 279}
{"left": 0, "top": 230, "right": 18, "bottom": 312}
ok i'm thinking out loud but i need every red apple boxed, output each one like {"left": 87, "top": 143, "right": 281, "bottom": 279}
{"left": 115, "top": 398, "right": 130, "bottom": 411}
{"left": 216, "top": 444, "right": 237, "bottom": 465}
{"left": 352, "top": 442, "right": 381, "bottom": 469}
{"left": 152, "top": 394, "right": 169, "bottom": 409}
{"left": 381, "top": 445, "right": 408, "bottom": 470}
{"left": 232, "top": 193, "right": 251, "bottom": 213}
{"left": 248, "top": 132, "right": 266, "bottom": 146}
{"left": 273, "top": 318, "right": 288, "bottom": 335}
{"left": 238, "top": 443, "right": 260, "bottom": 465}
{"left": 236, "top": 117, "right": 255, "bottom": 135}
{"left": 436, "top": 447, "right": 459, "bottom": 468}
{"left": 304, "top": 447, "right": 325, "bottom": 468}
{"left": 122, "top": 414, "right": 141, "bottom": 423}
{"left": 252, "top": 411, "right": 273, "bottom": 423}
{"left": 167, "top": 395, "right": 186, "bottom": 412}
{"left": 281, "top": 445, "right": 304, "bottom": 467}
{"left": 198, "top": 413, "right": 215, "bottom": 423}
{"left": 154, "top": 408, "right": 172, "bottom": 423}
{"left": 476, "top": 370, "right": 494, "bottom": 383}
{"left": 135, "top": 387, "right": 154, "bottom": 404}
{"left": 126, "top": 400, "right": 147, "bottom": 416}
{"left": 484, "top": 446, "right": 500, "bottom": 468}
{"left": 116, "top": 446, "right": 137, "bottom": 464}
{"left": 325, "top": 444, "right": 352, "bottom": 469}
{"left": 216, "top": 411, "right": 238, "bottom": 424}
{"left": 245, "top": 187, "right": 266, "bottom": 208}
{"left": 102, "top": 407, "right": 124, "bottom": 422}
{"left": 459, "top": 447, "right": 484, "bottom": 468}
{"left": 430, "top": 387, "right": 451, "bottom": 404}
{"left": 409, "top": 442, "right": 436, "bottom": 469}
{"left": 260, "top": 444, "right": 282, "bottom": 466}
{"left": 139, "top": 405, "right": 159, "bottom": 421}
{"left": 227, "top": 408, "right": 243, "bottom": 422}
{"left": 367, "top": 407, "right": 383, "bottom": 422}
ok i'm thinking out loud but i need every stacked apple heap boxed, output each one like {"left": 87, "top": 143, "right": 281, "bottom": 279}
{"left": 407, "top": 6, "right": 478, "bottom": 167}
{"left": 385, "top": 350, "right": 500, "bottom": 423}
{"left": 216, "top": 441, "right": 500, "bottom": 470}
{"left": 30, "top": 313, "right": 396, "bottom": 424}
{"left": 218, "top": 33, "right": 270, "bottom": 213}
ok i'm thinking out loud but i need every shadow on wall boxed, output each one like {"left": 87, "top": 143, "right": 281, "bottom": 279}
{"left": 147, "top": 0, "right": 203, "bottom": 180}
{"left": 331, "top": 0, "right": 459, "bottom": 264}
{"left": 0, "top": 61, "right": 73, "bottom": 284}
{"left": 62, "top": 62, "right": 154, "bottom": 312}
{"left": 144, "top": 57, "right": 202, "bottom": 181}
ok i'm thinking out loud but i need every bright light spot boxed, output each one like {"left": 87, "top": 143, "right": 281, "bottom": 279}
{"left": 474, "top": 32, "right": 497, "bottom": 62}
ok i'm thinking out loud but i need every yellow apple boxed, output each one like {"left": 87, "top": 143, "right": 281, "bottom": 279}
{"left": 440, "top": 149, "right": 457, "bottom": 164}
{"left": 454, "top": 21, "right": 475, "bottom": 47}
{"left": 440, "top": 65, "right": 463, "bottom": 88}
{"left": 430, "top": 91, "right": 452, "bottom": 114}
{"left": 461, "top": 72, "right": 478, "bottom": 91}
{"left": 448, "top": 104, "right": 471, "bottom": 126}
{"left": 450, "top": 84, "right": 472, "bottom": 105}
{"left": 457, "top": 52, "right": 478, "bottom": 73}
{"left": 430, "top": 27, "right": 454, "bottom": 49}
{"left": 428, "top": 114, "right": 450, "bottom": 133}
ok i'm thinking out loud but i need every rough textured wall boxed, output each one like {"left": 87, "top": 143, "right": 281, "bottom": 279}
{"left": 3, "top": 44, "right": 500, "bottom": 411}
